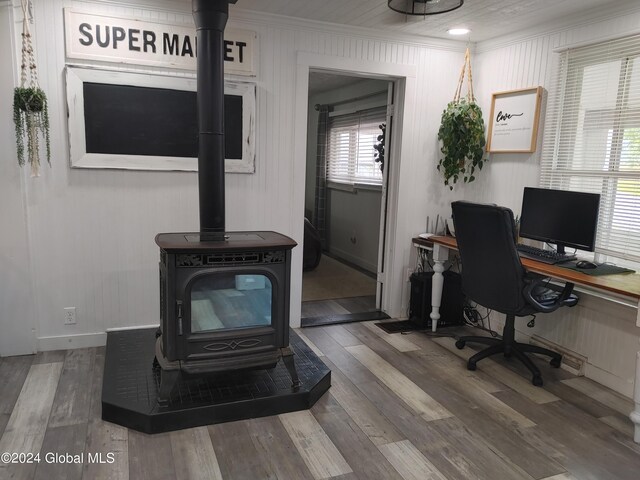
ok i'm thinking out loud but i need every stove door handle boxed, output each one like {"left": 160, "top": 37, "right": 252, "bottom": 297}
{"left": 176, "top": 300, "right": 184, "bottom": 336}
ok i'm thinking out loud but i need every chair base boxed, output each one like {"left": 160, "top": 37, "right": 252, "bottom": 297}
{"left": 455, "top": 315, "right": 562, "bottom": 386}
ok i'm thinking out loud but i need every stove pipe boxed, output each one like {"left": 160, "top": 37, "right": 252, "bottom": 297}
{"left": 192, "top": 0, "right": 237, "bottom": 234}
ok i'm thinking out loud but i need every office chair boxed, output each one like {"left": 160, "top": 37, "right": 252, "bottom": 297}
{"left": 451, "top": 201, "right": 578, "bottom": 386}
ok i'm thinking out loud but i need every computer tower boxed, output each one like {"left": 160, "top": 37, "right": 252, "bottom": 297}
{"left": 409, "top": 271, "right": 465, "bottom": 328}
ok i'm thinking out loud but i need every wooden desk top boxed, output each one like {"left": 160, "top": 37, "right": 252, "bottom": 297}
{"left": 413, "top": 235, "right": 640, "bottom": 301}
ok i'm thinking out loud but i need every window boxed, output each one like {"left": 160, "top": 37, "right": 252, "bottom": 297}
{"left": 540, "top": 35, "right": 640, "bottom": 262}
{"left": 327, "top": 107, "right": 386, "bottom": 186}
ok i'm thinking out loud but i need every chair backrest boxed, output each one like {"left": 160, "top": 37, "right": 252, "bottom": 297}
{"left": 451, "top": 201, "right": 527, "bottom": 314}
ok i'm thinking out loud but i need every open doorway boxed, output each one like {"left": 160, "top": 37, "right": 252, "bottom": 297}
{"left": 301, "top": 70, "right": 393, "bottom": 327}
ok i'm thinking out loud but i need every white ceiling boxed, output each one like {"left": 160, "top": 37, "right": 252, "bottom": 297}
{"left": 230, "top": 0, "right": 634, "bottom": 42}
{"left": 307, "top": 72, "right": 365, "bottom": 96}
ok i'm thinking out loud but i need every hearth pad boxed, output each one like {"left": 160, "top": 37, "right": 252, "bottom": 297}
{"left": 102, "top": 328, "right": 331, "bottom": 434}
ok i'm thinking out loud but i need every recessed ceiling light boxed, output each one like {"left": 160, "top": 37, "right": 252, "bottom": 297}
{"left": 448, "top": 28, "right": 470, "bottom": 36}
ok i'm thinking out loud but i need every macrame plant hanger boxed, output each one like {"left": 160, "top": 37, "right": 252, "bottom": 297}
{"left": 436, "top": 44, "right": 486, "bottom": 189}
{"left": 453, "top": 46, "right": 475, "bottom": 105}
{"left": 14, "top": 0, "right": 50, "bottom": 177}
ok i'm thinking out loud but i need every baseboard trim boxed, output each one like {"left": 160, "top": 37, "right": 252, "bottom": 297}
{"left": 106, "top": 324, "right": 159, "bottom": 332}
{"left": 37, "top": 332, "right": 107, "bottom": 351}
{"left": 529, "top": 334, "right": 587, "bottom": 375}
{"left": 584, "top": 362, "right": 634, "bottom": 400}
{"left": 327, "top": 247, "right": 377, "bottom": 274}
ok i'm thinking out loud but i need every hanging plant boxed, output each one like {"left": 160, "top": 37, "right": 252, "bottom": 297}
{"left": 437, "top": 48, "right": 486, "bottom": 190}
{"left": 13, "top": 0, "right": 50, "bottom": 177}
{"left": 373, "top": 122, "right": 386, "bottom": 173}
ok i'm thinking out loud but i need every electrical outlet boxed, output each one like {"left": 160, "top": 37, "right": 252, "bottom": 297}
{"left": 64, "top": 307, "right": 77, "bottom": 325}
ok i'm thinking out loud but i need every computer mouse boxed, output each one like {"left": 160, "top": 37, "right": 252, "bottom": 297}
{"left": 576, "top": 260, "right": 598, "bottom": 269}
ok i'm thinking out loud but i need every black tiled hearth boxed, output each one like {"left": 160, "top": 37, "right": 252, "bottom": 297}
{"left": 102, "top": 328, "right": 330, "bottom": 434}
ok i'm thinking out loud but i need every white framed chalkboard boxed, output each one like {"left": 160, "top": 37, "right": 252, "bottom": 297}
{"left": 486, "top": 86, "right": 543, "bottom": 153}
{"left": 65, "top": 66, "right": 255, "bottom": 172}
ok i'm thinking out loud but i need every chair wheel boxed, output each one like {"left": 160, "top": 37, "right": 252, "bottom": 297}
{"left": 455, "top": 340, "right": 466, "bottom": 349}
{"left": 467, "top": 361, "right": 477, "bottom": 371}
{"left": 532, "top": 375, "right": 543, "bottom": 387}
{"left": 550, "top": 357, "right": 562, "bottom": 368}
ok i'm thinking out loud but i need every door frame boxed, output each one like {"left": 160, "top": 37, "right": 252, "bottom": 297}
{"left": 290, "top": 52, "right": 417, "bottom": 327}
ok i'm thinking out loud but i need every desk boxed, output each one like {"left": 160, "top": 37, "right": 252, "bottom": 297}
{"left": 412, "top": 235, "right": 640, "bottom": 443}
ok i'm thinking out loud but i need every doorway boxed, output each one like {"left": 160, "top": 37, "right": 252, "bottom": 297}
{"left": 301, "top": 70, "right": 393, "bottom": 327}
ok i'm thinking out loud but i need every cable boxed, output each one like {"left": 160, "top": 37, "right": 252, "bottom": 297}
{"left": 544, "top": 242, "right": 577, "bottom": 256}
{"left": 463, "top": 301, "right": 499, "bottom": 337}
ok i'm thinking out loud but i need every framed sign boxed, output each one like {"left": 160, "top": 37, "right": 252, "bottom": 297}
{"left": 486, "top": 87, "right": 543, "bottom": 153}
{"left": 64, "top": 9, "right": 257, "bottom": 76}
{"left": 65, "top": 66, "right": 255, "bottom": 172}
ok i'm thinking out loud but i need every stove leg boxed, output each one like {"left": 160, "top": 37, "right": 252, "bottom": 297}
{"left": 281, "top": 347, "right": 300, "bottom": 388}
{"left": 157, "top": 368, "right": 180, "bottom": 406}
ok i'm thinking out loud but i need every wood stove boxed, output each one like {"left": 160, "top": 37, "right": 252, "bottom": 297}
{"left": 153, "top": 0, "right": 300, "bottom": 404}
{"left": 101, "top": 0, "right": 329, "bottom": 430}
{"left": 154, "top": 232, "right": 299, "bottom": 403}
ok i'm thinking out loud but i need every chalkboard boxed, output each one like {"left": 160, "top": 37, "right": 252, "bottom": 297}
{"left": 65, "top": 66, "right": 255, "bottom": 172}
{"left": 83, "top": 83, "right": 243, "bottom": 159}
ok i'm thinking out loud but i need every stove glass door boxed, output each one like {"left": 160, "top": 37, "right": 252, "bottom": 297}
{"left": 190, "top": 273, "right": 273, "bottom": 332}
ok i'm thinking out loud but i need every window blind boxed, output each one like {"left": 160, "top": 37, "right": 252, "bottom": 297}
{"left": 327, "top": 107, "right": 386, "bottom": 186}
{"left": 540, "top": 34, "right": 640, "bottom": 262}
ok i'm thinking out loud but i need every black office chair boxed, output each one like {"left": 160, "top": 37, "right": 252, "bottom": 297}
{"left": 451, "top": 201, "right": 578, "bottom": 386}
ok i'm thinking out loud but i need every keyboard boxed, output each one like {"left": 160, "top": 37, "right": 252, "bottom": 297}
{"left": 516, "top": 244, "right": 576, "bottom": 264}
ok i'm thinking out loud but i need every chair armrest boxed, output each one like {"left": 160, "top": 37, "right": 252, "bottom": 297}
{"left": 523, "top": 275, "right": 577, "bottom": 313}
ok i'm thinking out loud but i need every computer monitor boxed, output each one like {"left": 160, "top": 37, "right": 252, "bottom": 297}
{"left": 519, "top": 187, "right": 600, "bottom": 254}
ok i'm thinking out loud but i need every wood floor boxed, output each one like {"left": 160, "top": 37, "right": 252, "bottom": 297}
{"left": 1, "top": 321, "right": 639, "bottom": 480}
{"left": 302, "top": 255, "right": 376, "bottom": 302}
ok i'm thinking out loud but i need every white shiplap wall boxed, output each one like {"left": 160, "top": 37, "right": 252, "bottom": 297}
{"left": 0, "top": 2, "right": 37, "bottom": 356}
{"left": 468, "top": 8, "right": 640, "bottom": 397}
{"left": 1, "top": 0, "right": 467, "bottom": 353}
{"left": 7, "top": 0, "right": 638, "bottom": 398}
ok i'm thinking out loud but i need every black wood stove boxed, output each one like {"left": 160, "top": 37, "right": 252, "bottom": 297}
{"left": 101, "top": 0, "right": 330, "bottom": 433}
{"left": 154, "top": 231, "right": 299, "bottom": 403}
{"left": 152, "top": 0, "right": 300, "bottom": 403}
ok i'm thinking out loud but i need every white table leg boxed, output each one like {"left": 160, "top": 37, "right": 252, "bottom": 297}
{"left": 632, "top": 304, "right": 640, "bottom": 443}
{"left": 430, "top": 244, "right": 449, "bottom": 333}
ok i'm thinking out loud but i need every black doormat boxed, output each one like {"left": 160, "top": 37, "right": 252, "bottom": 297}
{"left": 102, "top": 328, "right": 331, "bottom": 434}
{"left": 375, "top": 319, "right": 422, "bottom": 333}
{"left": 301, "top": 310, "right": 389, "bottom": 328}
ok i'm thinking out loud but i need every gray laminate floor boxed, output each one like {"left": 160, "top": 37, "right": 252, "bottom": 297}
{"left": 1, "top": 322, "right": 639, "bottom": 480}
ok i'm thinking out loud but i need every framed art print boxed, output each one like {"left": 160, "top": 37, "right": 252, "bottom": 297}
{"left": 486, "top": 86, "right": 543, "bottom": 153}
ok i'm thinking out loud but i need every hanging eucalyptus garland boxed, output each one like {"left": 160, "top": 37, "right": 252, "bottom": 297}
{"left": 13, "top": 0, "right": 50, "bottom": 177}
{"left": 437, "top": 48, "right": 486, "bottom": 190}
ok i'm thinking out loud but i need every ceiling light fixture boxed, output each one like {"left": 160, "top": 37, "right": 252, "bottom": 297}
{"left": 448, "top": 28, "right": 470, "bottom": 35}
{"left": 388, "top": 0, "right": 464, "bottom": 16}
